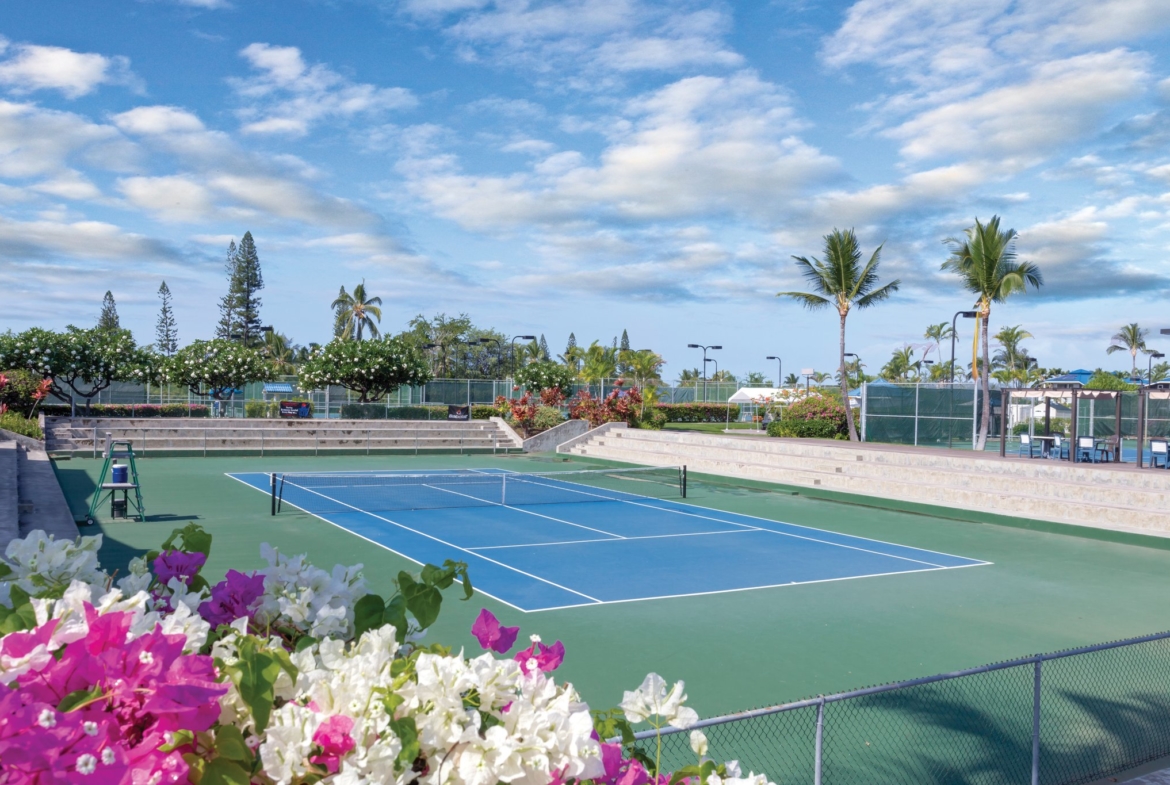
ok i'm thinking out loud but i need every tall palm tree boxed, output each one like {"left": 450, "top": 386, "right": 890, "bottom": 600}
{"left": 779, "top": 228, "right": 900, "bottom": 441}
{"left": 263, "top": 331, "right": 296, "bottom": 374}
{"left": 924, "top": 322, "right": 954, "bottom": 363}
{"left": 881, "top": 346, "right": 916, "bottom": 382}
{"left": 942, "top": 216, "right": 1042, "bottom": 450}
{"left": 331, "top": 280, "right": 383, "bottom": 341}
{"left": 1106, "top": 323, "right": 1150, "bottom": 376}
{"left": 580, "top": 342, "right": 618, "bottom": 384}
{"left": 992, "top": 325, "right": 1033, "bottom": 373}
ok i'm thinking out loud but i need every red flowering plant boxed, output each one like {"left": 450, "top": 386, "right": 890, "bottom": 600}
{"left": 569, "top": 380, "right": 644, "bottom": 427}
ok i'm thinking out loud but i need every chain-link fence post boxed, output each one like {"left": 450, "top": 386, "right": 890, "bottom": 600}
{"left": 814, "top": 697, "right": 824, "bottom": 785}
{"left": 1032, "top": 658, "right": 1041, "bottom": 785}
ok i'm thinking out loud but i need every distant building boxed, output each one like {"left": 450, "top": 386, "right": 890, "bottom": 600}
{"left": 1038, "top": 369, "right": 1093, "bottom": 389}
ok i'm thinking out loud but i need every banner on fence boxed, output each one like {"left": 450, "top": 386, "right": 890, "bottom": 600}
{"left": 447, "top": 405, "right": 470, "bottom": 421}
{"left": 279, "top": 401, "right": 312, "bottom": 418}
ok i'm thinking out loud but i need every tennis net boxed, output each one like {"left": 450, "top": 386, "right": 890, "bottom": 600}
{"left": 275, "top": 466, "right": 686, "bottom": 514}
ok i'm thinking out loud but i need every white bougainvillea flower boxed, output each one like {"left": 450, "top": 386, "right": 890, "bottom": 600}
{"left": 620, "top": 673, "right": 698, "bottom": 728}
{"left": 690, "top": 729, "right": 709, "bottom": 757}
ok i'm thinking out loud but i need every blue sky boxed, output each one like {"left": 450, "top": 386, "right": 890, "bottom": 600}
{"left": 2, "top": 0, "right": 1170, "bottom": 381}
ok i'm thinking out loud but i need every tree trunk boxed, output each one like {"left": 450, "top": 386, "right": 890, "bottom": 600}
{"left": 840, "top": 311, "right": 858, "bottom": 442}
{"left": 976, "top": 311, "right": 991, "bottom": 450}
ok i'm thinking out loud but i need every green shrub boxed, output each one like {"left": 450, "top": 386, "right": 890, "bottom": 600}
{"left": 514, "top": 361, "right": 576, "bottom": 394}
{"left": 532, "top": 406, "right": 564, "bottom": 432}
{"left": 1085, "top": 371, "right": 1138, "bottom": 391}
{"left": 0, "top": 369, "right": 42, "bottom": 413}
{"left": 39, "top": 403, "right": 210, "bottom": 418}
{"left": 655, "top": 403, "right": 739, "bottom": 423}
{"left": 472, "top": 405, "right": 496, "bottom": 420}
{"left": 1013, "top": 418, "right": 1069, "bottom": 436}
{"left": 635, "top": 407, "right": 667, "bottom": 430}
{"left": 0, "top": 412, "right": 42, "bottom": 439}
{"left": 767, "top": 394, "right": 853, "bottom": 439}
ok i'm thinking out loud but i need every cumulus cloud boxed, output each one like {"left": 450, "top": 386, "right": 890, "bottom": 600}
{"left": 0, "top": 41, "right": 140, "bottom": 98}
{"left": 231, "top": 44, "right": 416, "bottom": 136}
{"left": 887, "top": 50, "right": 1149, "bottom": 162}
{"left": 0, "top": 99, "right": 136, "bottom": 180}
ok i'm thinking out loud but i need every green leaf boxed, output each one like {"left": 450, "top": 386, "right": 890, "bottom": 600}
{"left": 402, "top": 582, "right": 443, "bottom": 630}
{"left": 353, "top": 593, "right": 386, "bottom": 639}
{"left": 225, "top": 636, "right": 298, "bottom": 733}
{"left": 0, "top": 586, "right": 36, "bottom": 634}
{"left": 390, "top": 716, "right": 420, "bottom": 773}
{"left": 200, "top": 758, "right": 252, "bottom": 785}
{"left": 294, "top": 635, "right": 317, "bottom": 653}
{"left": 446, "top": 559, "right": 474, "bottom": 600}
{"left": 420, "top": 563, "right": 452, "bottom": 589}
{"left": 57, "top": 686, "right": 104, "bottom": 713}
{"left": 383, "top": 594, "right": 409, "bottom": 643}
{"left": 160, "top": 523, "right": 213, "bottom": 556}
{"left": 213, "top": 725, "right": 253, "bottom": 764}
{"left": 160, "top": 729, "right": 196, "bottom": 753}
{"left": 0, "top": 562, "right": 13, "bottom": 580}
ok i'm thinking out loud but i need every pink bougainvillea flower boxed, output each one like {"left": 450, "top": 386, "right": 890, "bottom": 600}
{"left": 198, "top": 569, "right": 265, "bottom": 627}
{"left": 515, "top": 640, "right": 565, "bottom": 674}
{"left": 471, "top": 608, "right": 520, "bottom": 654}
{"left": 614, "top": 758, "right": 650, "bottom": 785}
{"left": 152, "top": 550, "right": 207, "bottom": 585}
{"left": 548, "top": 764, "right": 571, "bottom": 785}
{"left": 310, "top": 714, "right": 356, "bottom": 774}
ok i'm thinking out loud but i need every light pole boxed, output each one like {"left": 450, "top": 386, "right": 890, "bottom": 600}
{"left": 687, "top": 344, "right": 721, "bottom": 402}
{"left": 1150, "top": 352, "right": 1165, "bottom": 385}
{"left": 766, "top": 356, "right": 781, "bottom": 388}
{"left": 951, "top": 311, "right": 978, "bottom": 383}
{"left": 802, "top": 368, "right": 814, "bottom": 395}
{"left": 478, "top": 337, "right": 503, "bottom": 378}
{"left": 509, "top": 335, "right": 537, "bottom": 378}
{"left": 705, "top": 358, "right": 719, "bottom": 390}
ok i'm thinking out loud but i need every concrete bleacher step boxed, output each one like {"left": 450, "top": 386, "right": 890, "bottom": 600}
{"left": 565, "top": 431, "right": 1170, "bottom": 537}
{"left": 597, "top": 431, "right": 1170, "bottom": 510}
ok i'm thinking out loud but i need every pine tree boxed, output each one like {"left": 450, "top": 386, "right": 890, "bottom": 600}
{"left": 538, "top": 334, "right": 550, "bottom": 361}
{"left": 565, "top": 333, "right": 577, "bottom": 354}
{"left": 618, "top": 329, "right": 630, "bottom": 374}
{"left": 620, "top": 329, "right": 630, "bottom": 353}
{"left": 155, "top": 281, "right": 178, "bottom": 355}
{"left": 215, "top": 240, "right": 238, "bottom": 340}
{"left": 97, "top": 291, "right": 120, "bottom": 331}
{"left": 234, "top": 232, "right": 264, "bottom": 347}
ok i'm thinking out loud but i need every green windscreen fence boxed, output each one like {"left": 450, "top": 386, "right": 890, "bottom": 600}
{"left": 863, "top": 384, "right": 1002, "bottom": 448}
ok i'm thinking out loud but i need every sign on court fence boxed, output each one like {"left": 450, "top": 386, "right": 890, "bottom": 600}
{"left": 633, "top": 629, "right": 1170, "bottom": 785}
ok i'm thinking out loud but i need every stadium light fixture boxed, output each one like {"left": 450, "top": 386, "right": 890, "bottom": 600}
{"left": 510, "top": 335, "right": 538, "bottom": 377}
{"left": 688, "top": 344, "right": 721, "bottom": 401}
{"left": 766, "top": 356, "right": 781, "bottom": 387}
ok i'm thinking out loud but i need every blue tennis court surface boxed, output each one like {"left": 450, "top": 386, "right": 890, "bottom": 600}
{"left": 227, "top": 468, "right": 991, "bottom": 612}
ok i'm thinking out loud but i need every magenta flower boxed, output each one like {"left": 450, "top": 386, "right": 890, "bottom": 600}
{"left": 310, "top": 714, "right": 356, "bottom": 774}
{"left": 515, "top": 640, "right": 565, "bottom": 674}
{"left": 152, "top": 550, "right": 207, "bottom": 585}
{"left": 198, "top": 569, "right": 265, "bottom": 628}
{"left": 471, "top": 608, "right": 520, "bottom": 654}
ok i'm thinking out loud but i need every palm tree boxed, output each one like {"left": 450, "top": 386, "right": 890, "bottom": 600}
{"left": 744, "top": 371, "right": 770, "bottom": 386}
{"left": 941, "top": 216, "right": 1042, "bottom": 450}
{"left": 331, "top": 280, "right": 383, "bottom": 341}
{"left": 783, "top": 372, "right": 800, "bottom": 387}
{"left": 263, "top": 331, "right": 296, "bottom": 374}
{"left": 924, "top": 322, "right": 954, "bottom": 363}
{"left": 779, "top": 228, "right": 900, "bottom": 441}
{"left": 992, "top": 325, "right": 1033, "bottom": 374}
{"left": 881, "top": 346, "right": 916, "bottom": 382}
{"left": 580, "top": 342, "right": 618, "bottom": 384}
{"left": 1150, "top": 361, "right": 1170, "bottom": 384}
{"left": 1106, "top": 323, "right": 1150, "bottom": 376}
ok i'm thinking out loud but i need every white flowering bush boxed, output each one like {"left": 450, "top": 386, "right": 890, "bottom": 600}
{"left": 0, "top": 524, "right": 775, "bottom": 785}
{"left": 297, "top": 337, "right": 431, "bottom": 403}
{"left": 164, "top": 339, "right": 274, "bottom": 401}
{"left": 0, "top": 325, "right": 155, "bottom": 405}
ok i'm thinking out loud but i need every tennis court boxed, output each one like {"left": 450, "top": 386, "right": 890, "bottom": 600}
{"left": 227, "top": 467, "right": 990, "bottom": 612}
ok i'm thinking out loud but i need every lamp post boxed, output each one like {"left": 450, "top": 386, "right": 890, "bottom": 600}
{"left": 477, "top": 337, "right": 503, "bottom": 378}
{"left": 705, "top": 358, "right": 719, "bottom": 391}
{"left": 802, "top": 368, "right": 814, "bottom": 395}
{"left": 951, "top": 311, "right": 979, "bottom": 383}
{"left": 1150, "top": 352, "right": 1165, "bottom": 385}
{"left": 766, "top": 356, "right": 782, "bottom": 388}
{"left": 509, "top": 335, "right": 537, "bottom": 378}
{"left": 687, "top": 344, "right": 721, "bottom": 402}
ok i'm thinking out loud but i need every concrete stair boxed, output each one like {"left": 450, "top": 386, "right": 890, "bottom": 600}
{"left": 562, "top": 429, "right": 1170, "bottom": 537}
{"left": 45, "top": 417, "right": 516, "bottom": 456}
{"left": 0, "top": 438, "right": 78, "bottom": 553}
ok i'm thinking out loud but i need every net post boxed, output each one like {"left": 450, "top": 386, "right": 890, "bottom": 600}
{"left": 501, "top": 474, "right": 507, "bottom": 505}
{"left": 681, "top": 465, "right": 687, "bottom": 498}
{"left": 814, "top": 697, "right": 824, "bottom": 785}
{"left": 270, "top": 473, "right": 276, "bottom": 516}
{"left": 1031, "top": 658, "right": 1041, "bottom": 785}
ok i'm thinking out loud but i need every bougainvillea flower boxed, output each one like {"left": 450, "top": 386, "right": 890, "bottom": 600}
{"left": 515, "top": 639, "right": 565, "bottom": 674}
{"left": 198, "top": 569, "right": 265, "bottom": 627}
{"left": 152, "top": 550, "right": 207, "bottom": 585}
{"left": 310, "top": 714, "right": 356, "bottom": 774}
{"left": 471, "top": 608, "right": 520, "bottom": 654}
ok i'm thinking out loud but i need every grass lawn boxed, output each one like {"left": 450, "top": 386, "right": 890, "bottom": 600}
{"left": 663, "top": 422, "right": 760, "bottom": 433}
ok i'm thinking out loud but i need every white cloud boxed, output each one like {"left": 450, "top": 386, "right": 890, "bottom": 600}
{"left": 117, "top": 175, "right": 216, "bottom": 222}
{"left": 112, "top": 105, "right": 205, "bottom": 135}
{"left": 232, "top": 44, "right": 416, "bottom": 136}
{"left": 0, "top": 42, "right": 140, "bottom": 98}
{"left": 888, "top": 50, "right": 1149, "bottom": 162}
{"left": 0, "top": 215, "right": 178, "bottom": 261}
{"left": 0, "top": 99, "right": 136, "bottom": 179}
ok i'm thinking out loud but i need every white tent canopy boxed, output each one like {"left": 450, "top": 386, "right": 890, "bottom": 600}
{"left": 727, "top": 387, "right": 785, "bottom": 403}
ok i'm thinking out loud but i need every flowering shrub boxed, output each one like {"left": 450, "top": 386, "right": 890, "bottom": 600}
{"left": 298, "top": 338, "right": 431, "bottom": 403}
{"left": 165, "top": 339, "right": 275, "bottom": 403}
{"left": 0, "top": 369, "right": 50, "bottom": 418}
{"left": 0, "top": 327, "right": 154, "bottom": 405}
{"left": 514, "top": 361, "right": 575, "bottom": 394}
{"left": 0, "top": 526, "right": 775, "bottom": 785}
{"left": 569, "top": 382, "right": 644, "bottom": 427}
{"left": 767, "top": 393, "right": 855, "bottom": 439}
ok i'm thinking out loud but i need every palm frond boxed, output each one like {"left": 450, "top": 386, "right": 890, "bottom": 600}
{"left": 855, "top": 278, "right": 901, "bottom": 309}
{"left": 777, "top": 291, "right": 832, "bottom": 310}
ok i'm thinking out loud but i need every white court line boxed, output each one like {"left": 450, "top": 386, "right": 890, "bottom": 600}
{"left": 470, "top": 527, "right": 759, "bottom": 551}
{"left": 228, "top": 473, "right": 602, "bottom": 606}
{"left": 223, "top": 473, "right": 529, "bottom": 613}
{"left": 420, "top": 483, "right": 624, "bottom": 539}
{"left": 521, "top": 562, "right": 991, "bottom": 613}
{"left": 511, "top": 477, "right": 954, "bottom": 569}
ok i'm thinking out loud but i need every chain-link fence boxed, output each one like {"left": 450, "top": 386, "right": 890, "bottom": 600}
{"left": 631, "top": 630, "right": 1170, "bottom": 785}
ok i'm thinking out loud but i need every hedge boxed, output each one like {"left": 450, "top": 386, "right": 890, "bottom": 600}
{"left": 40, "top": 403, "right": 210, "bottom": 418}
{"left": 655, "top": 403, "right": 739, "bottom": 423}
{"left": 0, "top": 412, "right": 42, "bottom": 439}
{"left": 339, "top": 404, "right": 498, "bottom": 420}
